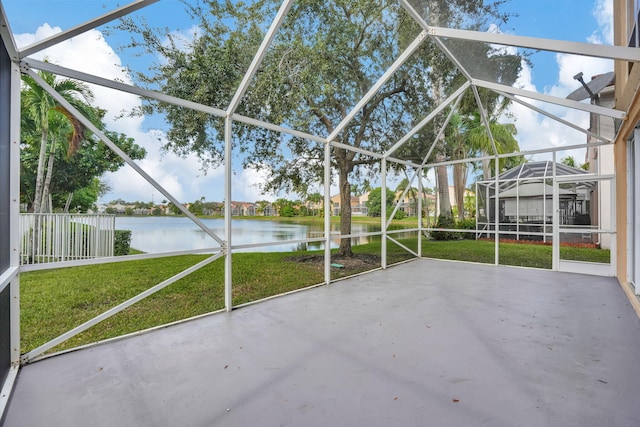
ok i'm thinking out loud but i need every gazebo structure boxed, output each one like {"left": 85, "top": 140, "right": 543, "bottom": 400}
{"left": 2, "top": 0, "right": 640, "bottom": 425}
{"left": 476, "top": 161, "right": 597, "bottom": 243}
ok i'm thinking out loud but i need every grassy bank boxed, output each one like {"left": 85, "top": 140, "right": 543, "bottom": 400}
{"left": 21, "top": 238, "right": 609, "bottom": 355}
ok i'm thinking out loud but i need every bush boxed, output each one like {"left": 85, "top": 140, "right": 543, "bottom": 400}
{"left": 456, "top": 218, "right": 476, "bottom": 240}
{"left": 431, "top": 215, "right": 458, "bottom": 241}
{"left": 114, "top": 230, "right": 132, "bottom": 256}
{"left": 392, "top": 210, "right": 406, "bottom": 220}
{"left": 280, "top": 205, "right": 296, "bottom": 217}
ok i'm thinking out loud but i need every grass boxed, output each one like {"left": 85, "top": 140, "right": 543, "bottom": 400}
{"left": 21, "top": 252, "right": 327, "bottom": 355}
{"left": 422, "top": 239, "right": 610, "bottom": 268}
{"left": 20, "top": 238, "right": 610, "bottom": 356}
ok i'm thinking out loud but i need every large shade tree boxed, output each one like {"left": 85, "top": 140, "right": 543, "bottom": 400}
{"left": 122, "top": 0, "right": 517, "bottom": 255}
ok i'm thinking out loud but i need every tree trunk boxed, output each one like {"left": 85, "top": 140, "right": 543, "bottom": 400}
{"left": 482, "top": 158, "right": 491, "bottom": 180}
{"left": 430, "top": 43, "right": 452, "bottom": 221}
{"left": 453, "top": 162, "right": 467, "bottom": 221}
{"left": 436, "top": 154, "right": 452, "bottom": 219}
{"left": 64, "top": 192, "right": 74, "bottom": 213}
{"left": 32, "top": 129, "right": 48, "bottom": 214}
{"left": 40, "top": 144, "right": 56, "bottom": 213}
{"left": 338, "top": 164, "right": 353, "bottom": 257}
{"left": 424, "top": 197, "right": 430, "bottom": 227}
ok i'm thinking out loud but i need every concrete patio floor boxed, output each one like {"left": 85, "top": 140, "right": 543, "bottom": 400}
{"left": 3, "top": 259, "right": 640, "bottom": 426}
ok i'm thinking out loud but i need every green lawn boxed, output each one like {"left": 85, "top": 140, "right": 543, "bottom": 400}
{"left": 422, "top": 239, "right": 610, "bottom": 269}
{"left": 20, "top": 238, "right": 609, "bottom": 355}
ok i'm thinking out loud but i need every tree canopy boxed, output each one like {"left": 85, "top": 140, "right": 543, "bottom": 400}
{"left": 122, "top": 0, "right": 519, "bottom": 254}
{"left": 366, "top": 187, "right": 395, "bottom": 218}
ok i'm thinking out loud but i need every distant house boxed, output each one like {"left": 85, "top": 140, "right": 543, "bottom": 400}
{"left": 331, "top": 194, "right": 365, "bottom": 216}
{"left": 331, "top": 190, "right": 439, "bottom": 217}
{"left": 110, "top": 203, "right": 127, "bottom": 214}
{"left": 262, "top": 204, "right": 275, "bottom": 216}
{"left": 304, "top": 200, "right": 323, "bottom": 216}
{"left": 330, "top": 194, "right": 340, "bottom": 216}
{"left": 231, "top": 202, "right": 256, "bottom": 216}
{"left": 352, "top": 202, "right": 368, "bottom": 216}
{"left": 156, "top": 204, "right": 173, "bottom": 215}
{"left": 395, "top": 190, "right": 436, "bottom": 216}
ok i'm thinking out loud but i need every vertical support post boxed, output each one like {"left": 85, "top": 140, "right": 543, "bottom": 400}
{"left": 516, "top": 180, "right": 520, "bottom": 240}
{"left": 381, "top": 158, "right": 387, "bottom": 269}
{"left": 224, "top": 116, "right": 233, "bottom": 311}
{"left": 543, "top": 178, "right": 547, "bottom": 243}
{"left": 324, "top": 141, "right": 331, "bottom": 284}
{"left": 0, "top": 32, "right": 21, "bottom": 420}
{"left": 9, "top": 43, "right": 20, "bottom": 368}
{"left": 610, "top": 175, "right": 617, "bottom": 277}
{"left": 475, "top": 182, "right": 479, "bottom": 239}
{"left": 627, "top": 134, "right": 639, "bottom": 291}
{"left": 418, "top": 167, "right": 423, "bottom": 257}
{"left": 485, "top": 183, "right": 490, "bottom": 238}
{"left": 494, "top": 160, "right": 500, "bottom": 265}
{"left": 552, "top": 152, "right": 559, "bottom": 271}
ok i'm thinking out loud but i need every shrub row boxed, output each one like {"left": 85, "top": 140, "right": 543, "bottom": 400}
{"left": 431, "top": 216, "right": 476, "bottom": 241}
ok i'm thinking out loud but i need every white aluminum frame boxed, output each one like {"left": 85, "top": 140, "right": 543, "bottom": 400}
{"left": 475, "top": 79, "right": 626, "bottom": 119}
{"left": 0, "top": 14, "right": 21, "bottom": 418}
{"left": 0, "top": 0, "right": 635, "bottom": 385}
{"left": 554, "top": 174, "right": 616, "bottom": 277}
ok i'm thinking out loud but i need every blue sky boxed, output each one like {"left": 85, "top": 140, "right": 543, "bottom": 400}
{"left": 3, "top": 0, "right": 614, "bottom": 204}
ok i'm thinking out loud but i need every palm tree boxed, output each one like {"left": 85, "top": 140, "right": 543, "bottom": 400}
{"left": 445, "top": 113, "right": 468, "bottom": 221}
{"left": 465, "top": 112, "right": 521, "bottom": 181}
{"left": 395, "top": 177, "right": 420, "bottom": 216}
{"left": 21, "top": 69, "right": 95, "bottom": 213}
{"left": 306, "top": 192, "right": 323, "bottom": 216}
{"left": 447, "top": 111, "right": 522, "bottom": 220}
{"left": 255, "top": 200, "right": 270, "bottom": 216}
{"left": 422, "top": 186, "right": 436, "bottom": 227}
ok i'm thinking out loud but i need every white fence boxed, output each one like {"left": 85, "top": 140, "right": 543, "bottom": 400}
{"left": 20, "top": 214, "right": 115, "bottom": 265}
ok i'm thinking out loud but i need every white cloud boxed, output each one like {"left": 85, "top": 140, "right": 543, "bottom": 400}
{"left": 16, "top": 25, "right": 141, "bottom": 133}
{"left": 16, "top": 24, "right": 238, "bottom": 204}
{"left": 501, "top": 0, "right": 614, "bottom": 165}
{"left": 234, "top": 167, "right": 274, "bottom": 202}
{"left": 591, "top": 0, "right": 614, "bottom": 45}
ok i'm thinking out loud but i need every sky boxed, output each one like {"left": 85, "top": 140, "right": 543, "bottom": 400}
{"left": 2, "top": 0, "right": 615, "bottom": 205}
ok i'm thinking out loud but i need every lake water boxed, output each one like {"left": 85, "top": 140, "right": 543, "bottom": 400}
{"left": 115, "top": 216, "right": 397, "bottom": 254}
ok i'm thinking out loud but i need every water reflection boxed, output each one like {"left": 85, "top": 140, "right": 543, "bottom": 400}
{"left": 114, "top": 217, "right": 408, "bottom": 254}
